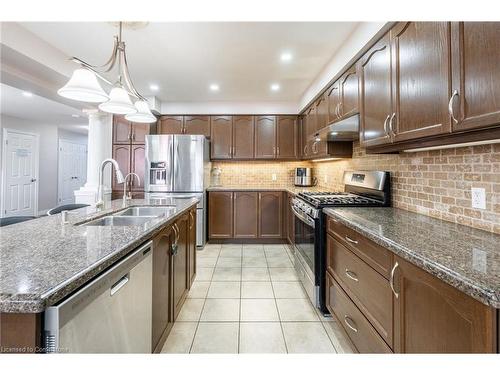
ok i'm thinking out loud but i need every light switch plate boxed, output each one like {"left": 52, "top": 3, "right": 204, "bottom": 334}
{"left": 271, "top": 173, "right": 277, "bottom": 181}
{"left": 471, "top": 187, "right": 486, "bottom": 209}
{"left": 324, "top": 175, "right": 328, "bottom": 183}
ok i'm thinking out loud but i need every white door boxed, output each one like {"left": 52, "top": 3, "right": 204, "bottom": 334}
{"left": 58, "top": 139, "right": 87, "bottom": 205}
{"left": 1, "top": 129, "right": 39, "bottom": 217}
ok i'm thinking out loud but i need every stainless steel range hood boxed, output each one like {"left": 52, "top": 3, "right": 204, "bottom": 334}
{"left": 316, "top": 114, "right": 359, "bottom": 141}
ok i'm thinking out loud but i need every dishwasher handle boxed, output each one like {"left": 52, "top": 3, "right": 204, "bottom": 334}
{"left": 110, "top": 274, "right": 130, "bottom": 296}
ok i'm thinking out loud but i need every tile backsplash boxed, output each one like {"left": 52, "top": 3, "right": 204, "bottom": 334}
{"left": 212, "top": 142, "right": 500, "bottom": 234}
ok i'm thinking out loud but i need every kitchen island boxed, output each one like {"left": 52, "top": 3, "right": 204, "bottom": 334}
{"left": 0, "top": 197, "right": 199, "bottom": 353}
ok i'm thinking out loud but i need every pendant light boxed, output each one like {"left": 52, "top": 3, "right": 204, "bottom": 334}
{"left": 125, "top": 100, "right": 157, "bottom": 123}
{"left": 57, "top": 68, "right": 109, "bottom": 103}
{"left": 99, "top": 86, "right": 136, "bottom": 114}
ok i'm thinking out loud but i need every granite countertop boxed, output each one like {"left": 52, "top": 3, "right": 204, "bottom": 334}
{"left": 324, "top": 207, "right": 500, "bottom": 308}
{"left": 0, "top": 197, "right": 199, "bottom": 313}
{"left": 206, "top": 185, "right": 325, "bottom": 195}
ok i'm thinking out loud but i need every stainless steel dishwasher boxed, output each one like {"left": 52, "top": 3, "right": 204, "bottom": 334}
{"left": 44, "top": 241, "right": 153, "bottom": 353}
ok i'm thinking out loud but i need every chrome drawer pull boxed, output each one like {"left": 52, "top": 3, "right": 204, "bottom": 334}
{"left": 344, "top": 315, "right": 358, "bottom": 333}
{"left": 390, "top": 262, "right": 399, "bottom": 299}
{"left": 345, "top": 269, "right": 359, "bottom": 282}
{"left": 345, "top": 236, "right": 358, "bottom": 245}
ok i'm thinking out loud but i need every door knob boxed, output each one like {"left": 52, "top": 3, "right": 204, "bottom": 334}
{"left": 30, "top": 178, "right": 37, "bottom": 182}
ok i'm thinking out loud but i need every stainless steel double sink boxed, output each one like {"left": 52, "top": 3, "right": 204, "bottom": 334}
{"left": 83, "top": 206, "right": 176, "bottom": 226}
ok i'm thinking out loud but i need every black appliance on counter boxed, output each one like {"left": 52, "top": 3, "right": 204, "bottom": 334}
{"left": 291, "top": 170, "right": 391, "bottom": 314}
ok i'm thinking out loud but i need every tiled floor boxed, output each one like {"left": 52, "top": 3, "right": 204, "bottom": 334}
{"left": 161, "top": 243, "right": 355, "bottom": 354}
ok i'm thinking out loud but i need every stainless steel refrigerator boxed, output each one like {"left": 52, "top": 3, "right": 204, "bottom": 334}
{"left": 144, "top": 135, "right": 210, "bottom": 247}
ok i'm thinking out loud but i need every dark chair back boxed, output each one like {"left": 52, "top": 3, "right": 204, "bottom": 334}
{"left": 0, "top": 216, "right": 36, "bottom": 227}
{"left": 47, "top": 204, "right": 90, "bottom": 216}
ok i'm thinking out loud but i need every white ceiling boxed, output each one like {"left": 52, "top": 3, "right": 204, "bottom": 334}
{"left": 0, "top": 83, "right": 88, "bottom": 132}
{"left": 19, "top": 22, "right": 359, "bottom": 103}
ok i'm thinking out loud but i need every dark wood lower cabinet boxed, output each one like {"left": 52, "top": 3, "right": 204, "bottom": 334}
{"left": 258, "top": 191, "right": 283, "bottom": 238}
{"left": 208, "top": 191, "right": 234, "bottom": 238}
{"left": 0, "top": 313, "right": 42, "bottom": 353}
{"left": 233, "top": 192, "right": 258, "bottom": 238}
{"left": 172, "top": 213, "right": 189, "bottom": 321}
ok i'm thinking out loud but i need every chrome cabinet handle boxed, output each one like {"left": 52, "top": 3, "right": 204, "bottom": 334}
{"left": 110, "top": 274, "right": 129, "bottom": 296}
{"left": 312, "top": 141, "right": 319, "bottom": 154}
{"left": 276, "top": 146, "right": 280, "bottom": 155}
{"left": 345, "top": 269, "right": 359, "bottom": 282}
{"left": 345, "top": 236, "right": 358, "bottom": 245}
{"left": 171, "top": 223, "right": 180, "bottom": 255}
{"left": 448, "top": 89, "right": 459, "bottom": 124}
{"left": 388, "top": 112, "right": 396, "bottom": 136}
{"left": 383, "top": 114, "right": 391, "bottom": 135}
{"left": 390, "top": 262, "right": 399, "bottom": 299}
{"left": 189, "top": 211, "right": 194, "bottom": 230}
{"left": 338, "top": 102, "right": 343, "bottom": 117}
{"left": 344, "top": 315, "right": 358, "bottom": 333}
{"left": 335, "top": 103, "right": 340, "bottom": 119}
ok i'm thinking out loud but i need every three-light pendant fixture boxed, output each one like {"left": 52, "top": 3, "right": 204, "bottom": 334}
{"left": 58, "top": 22, "right": 156, "bottom": 123}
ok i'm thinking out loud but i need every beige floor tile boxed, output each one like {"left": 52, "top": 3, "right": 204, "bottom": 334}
{"left": 198, "top": 245, "right": 221, "bottom": 255}
{"left": 219, "top": 248, "right": 243, "bottom": 258}
{"left": 266, "top": 255, "right": 294, "bottom": 268}
{"left": 276, "top": 299, "right": 319, "bottom": 321}
{"left": 264, "top": 244, "right": 287, "bottom": 250}
{"left": 242, "top": 248, "right": 265, "bottom": 258}
{"left": 212, "top": 267, "right": 242, "bottom": 281}
{"left": 161, "top": 322, "right": 197, "bottom": 353}
{"left": 241, "top": 281, "right": 274, "bottom": 298}
{"left": 242, "top": 244, "right": 264, "bottom": 250}
{"left": 190, "top": 323, "right": 239, "bottom": 353}
{"left": 269, "top": 267, "right": 299, "bottom": 281}
{"left": 187, "top": 281, "right": 210, "bottom": 299}
{"left": 282, "top": 322, "right": 335, "bottom": 353}
{"left": 195, "top": 267, "right": 214, "bottom": 281}
{"left": 240, "top": 299, "right": 279, "bottom": 321}
{"left": 201, "top": 243, "right": 221, "bottom": 250}
{"left": 239, "top": 323, "right": 287, "bottom": 353}
{"left": 207, "top": 281, "right": 241, "bottom": 298}
{"left": 322, "top": 320, "right": 355, "bottom": 354}
{"left": 216, "top": 257, "right": 242, "bottom": 267}
{"left": 272, "top": 281, "right": 307, "bottom": 298}
{"left": 221, "top": 244, "right": 243, "bottom": 249}
{"left": 200, "top": 298, "right": 240, "bottom": 321}
{"left": 241, "top": 267, "right": 270, "bottom": 281}
{"left": 242, "top": 257, "right": 267, "bottom": 267}
{"left": 197, "top": 257, "right": 218, "bottom": 267}
{"left": 176, "top": 299, "right": 205, "bottom": 321}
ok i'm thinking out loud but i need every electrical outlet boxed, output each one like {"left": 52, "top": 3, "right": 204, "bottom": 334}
{"left": 324, "top": 175, "right": 328, "bottom": 183}
{"left": 271, "top": 173, "right": 277, "bottom": 181}
{"left": 471, "top": 187, "right": 486, "bottom": 209}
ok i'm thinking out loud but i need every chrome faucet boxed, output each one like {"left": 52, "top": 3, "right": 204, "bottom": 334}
{"left": 96, "top": 158, "right": 125, "bottom": 209}
{"left": 122, "top": 172, "right": 140, "bottom": 206}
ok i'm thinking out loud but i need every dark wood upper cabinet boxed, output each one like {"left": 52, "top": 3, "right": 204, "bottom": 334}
{"left": 112, "top": 145, "right": 131, "bottom": 191}
{"left": 390, "top": 22, "right": 453, "bottom": 142}
{"left": 276, "top": 116, "right": 297, "bottom": 159}
{"left": 159, "top": 116, "right": 184, "bottom": 134}
{"left": 359, "top": 33, "right": 393, "bottom": 147}
{"left": 184, "top": 116, "right": 210, "bottom": 136}
{"left": 393, "top": 255, "right": 496, "bottom": 353}
{"left": 258, "top": 191, "right": 283, "bottom": 238}
{"left": 113, "top": 116, "right": 132, "bottom": 144}
{"left": 255, "top": 115, "right": 276, "bottom": 159}
{"left": 233, "top": 192, "right": 258, "bottom": 238}
{"left": 172, "top": 214, "right": 189, "bottom": 321}
{"left": 233, "top": 115, "right": 255, "bottom": 159}
{"left": 315, "top": 95, "right": 328, "bottom": 133}
{"left": 451, "top": 22, "right": 500, "bottom": 132}
{"left": 210, "top": 116, "right": 233, "bottom": 159}
{"left": 306, "top": 106, "right": 317, "bottom": 139}
{"left": 130, "top": 145, "right": 145, "bottom": 192}
{"left": 131, "top": 123, "right": 150, "bottom": 144}
{"left": 208, "top": 191, "right": 233, "bottom": 238}
{"left": 327, "top": 81, "right": 341, "bottom": 124}
{"left": 340, "top": 65, "right": 359, "bottom": 119}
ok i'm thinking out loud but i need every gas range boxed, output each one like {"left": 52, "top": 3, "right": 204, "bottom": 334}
{"left": 298, "top": 191, "right": 384, "bottom": 207}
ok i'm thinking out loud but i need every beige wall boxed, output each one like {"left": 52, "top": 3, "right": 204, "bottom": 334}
{"left": 213, "top": 142, "right": 500, "bottom": 234}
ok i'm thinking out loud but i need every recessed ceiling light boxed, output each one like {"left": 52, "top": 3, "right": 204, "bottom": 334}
{"left": 209, "top": 84, "right": 220, "bottom": 92}
{"left": 270, "top": 83, "right": 280, "bottom": 92}
{"left": 149, "top": 83, "right": 159, "bottom": 91}
{"left": 22, "top": 91, "right": 33, "bottom": 98}
{"left": 280, "top": 52, "right": 293, "bottom": 62}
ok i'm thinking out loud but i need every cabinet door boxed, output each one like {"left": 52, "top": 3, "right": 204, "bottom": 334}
{"left": 113, "top": 116, "right": 131, "bottom": 144}
{"left": 255, "top": 115, "right": 276, "bottom": 159}
{"left": 184, "top": 116, "right": 210, "bottom": 137}
{"left": 391, "top": 22, "right": 452, "bottom": 142}
{"left": 152, "top": 226, "right": 173, "bottom": 351}
{"left": 327, "top": 81, "right": 341, "bottom": 124}
{"left": 172, "top": 214, "right": 189, "bottom": 320}
{"left": 359, "top": 33, "right": 392, "bottom": 147}
{"left": 210, "top": 116, "right": 233, "bottom": 159}
{"left": 301, "top": 117, "right": 310, "bottom": 158}
{"left": 258, "top": 191, "right": 283, "bottom": 238}
{"left": 159, "top": 116, "right": 183, "bottom": 134}
{"left": 311, "top": 139, "right": 328, "bottom": 159}
{"left": 130, "top": 145, "right": 145, "bottom": 192}
{"left": 315, "top": 95, "right": 328, "bottom": 132}
{"left": 233, "top": 116, "right": 255, "bottom": 159}
{"left": 340, "top": 65, "right": 359, "bottom": 119}
{"left": 131, "top": 123, "right": 150, "bottom": 144}
{"left": 276, "top": 116, "right": 297, "bottom": 159}
{"left": 451, "top": 22, "right": 500, "bottom": 132}
{"left": 393, "top": 256, "right": 496, "bottom": 353}
{"left": 188, "top": 209, "right": 196, "bottom": 287}
{"left": 208, "top": 192, "right": 233, "bottom": 238}
{"left": 112, "top": 145, "right": 130, "bottom": 191}
{"left": 306, "top": 106, "right": 317, "bottom": 138}
{"left": 233, "top": 192, "right": 258, "bottom": 238}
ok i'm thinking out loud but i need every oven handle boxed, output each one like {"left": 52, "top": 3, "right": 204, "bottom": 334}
{"left": 291, "top": 205, "right": 316, "bottom": 227}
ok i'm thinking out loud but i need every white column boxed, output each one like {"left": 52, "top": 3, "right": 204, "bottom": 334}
{"left": 74, "top": 110, "right": 113, "bottom": 205}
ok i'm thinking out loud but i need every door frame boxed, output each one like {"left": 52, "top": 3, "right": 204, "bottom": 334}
{"left": 1, "top": 128, "right": 40, "bottom": 217}
{"left": 57, "top": 138, "right": 88, "bottom": 206}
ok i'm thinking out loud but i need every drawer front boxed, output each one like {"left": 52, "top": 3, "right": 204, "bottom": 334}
{"left": 326, "top": 273, "right": 392, "bottom": 353}
{"left": 327, "top": 216, "right": 392, "bottom": 278}
{"left": 327, "top": 235, "right": 393, "bottom": 347}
